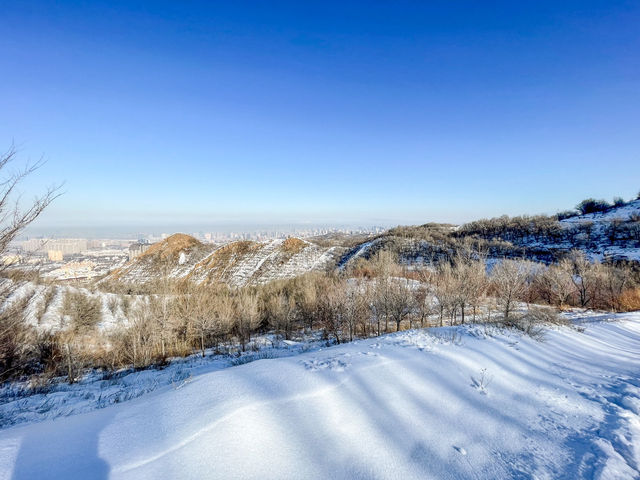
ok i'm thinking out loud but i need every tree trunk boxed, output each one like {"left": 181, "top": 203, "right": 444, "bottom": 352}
{"left": 132, "top": 338, "right": 137, "bottom": 369}
{"left": 66, "top": 343, "right": 74, "bottom": 384}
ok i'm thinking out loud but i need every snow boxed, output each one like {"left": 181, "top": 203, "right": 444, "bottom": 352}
{"left": 190, "top": 239, "right": 339, "bottom": 286}
{"left": 111, "top": 238, "right": 340, "bottom": 287}
{"left": 338, "top": 239, "right": 379, "bottom": 270}
{"left": 554, "top": 200, "right": 640, "bottom": 262}
{"left": 0, "top": 335, "right": 325, "bottom": 428}
{"left": 1, "top": 313, "right": 639, "bottom": 479}
{"left": 561, "top": 199, "right": 640, "bottom": 225}
{"left": 0, "top": 279, "right": 143, "bottom": 333}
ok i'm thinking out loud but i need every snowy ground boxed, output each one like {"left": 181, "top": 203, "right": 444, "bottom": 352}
{"left": 0, "top": 334, "right": 325, "bottom": 429}
{"left": 0, "top": 313, "right": 639, "bottom": 479}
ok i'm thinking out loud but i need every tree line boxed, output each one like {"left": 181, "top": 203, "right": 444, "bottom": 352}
{"left": 2, "top": 247, "right": 639, "bottom": 384}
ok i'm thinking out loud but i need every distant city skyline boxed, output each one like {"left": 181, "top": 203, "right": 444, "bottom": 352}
{"left": 2, "top": 1, "right": 639, "bottom": 229}
{"left": 20, "top": 222, "right": 387, "bottom": 240}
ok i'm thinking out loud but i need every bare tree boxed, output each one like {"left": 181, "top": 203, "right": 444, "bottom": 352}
{"left": 0, "top": 145, "right": 60, "bottom": 379}
{"left": 318, "top": 279, "right": 347, "bottom": 344}
{"left": 265, "top": 292, "right": 297, "bottom": 341}
{"left": 297, "top": 274, "right": 319, "bottom": 332}
{"left": 431, "top": 263, "right": 457, "bottom": 326}
{"left": 387, "top": 279, "right": 414, "bottom": 332}
{"left": 193, "top": 286, "right": 232, "bottom": 356}
{"left": 343, "top": 279, "right": 368, "bottom": 341}
{"left": 539, "top": 264, "right": 575, "bottom": 307}
{"left": 0, "top": 145, "right": 62, "bottom": 262}
{"left": 413, "top": 282, "right": 433, "bottom": 328}
{"left": 234, "top": 290, "right": 260, "bottom": 351}
{"left": 0, "top": 290, "right": 33, "bottom": 380}
{"left": 370, "top": 250, "right": 400, "bottom": 334}
{"left": 450, "top": 247, "right": 488, "bottom": 324}
{"left": 126, "top": 298, "right": 157, "bottom": 368}
{"left": 148, "top": 272, "right": 174, "bottom": 360}
{"left": 598, "top": 263, "right": 633, "bottom": 311}
{"left": 562, "top": 250, "right": 596, "bottom": 308}
{"left": 491, "top": 259, "right": 533, "bottom": 321}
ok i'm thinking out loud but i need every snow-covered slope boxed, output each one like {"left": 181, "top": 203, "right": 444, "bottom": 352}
{"left": 190, "top": 238, "right": 339, "bottom": 287}
{"left": 563, "top": 199, "right": 640, "bottom": 224}
{"left": 559, "top": 199, "right": 640, "bottom": 262}
{"left": 1, "top": 314, "right": 638, "bottom": 479}
{"left": 105, "top": 234, "right": 212, "bottom": 283}
{"left": 103, "top": 235, "right": 341, "bottom": 287}
{"left": 0, "top": 279, "right": 141, "bottom": 332}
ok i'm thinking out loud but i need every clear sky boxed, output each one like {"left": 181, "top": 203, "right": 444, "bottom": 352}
{"left": 2, "top": 1, "right": 639, "bottom": 232}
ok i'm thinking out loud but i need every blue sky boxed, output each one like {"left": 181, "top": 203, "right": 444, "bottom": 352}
{"left": 1, "top": 1, "right": 639, "bottom": 231}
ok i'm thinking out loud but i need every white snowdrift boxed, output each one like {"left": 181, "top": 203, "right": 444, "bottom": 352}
{"left": 1, "top": 314, "right": 639, "bottom": 480}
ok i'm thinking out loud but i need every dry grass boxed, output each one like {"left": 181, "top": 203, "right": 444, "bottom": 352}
{"left": 141, "top": 233, "right": 203, "bottom": 260}
{"left": 203, "top": 241, "right": 260, "bottom": 267}
{"left": 281, "top": 237, "right": 306, "bottom": 255}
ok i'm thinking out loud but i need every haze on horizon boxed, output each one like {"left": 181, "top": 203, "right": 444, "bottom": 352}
{"left": 2, "top": 1, "right": 639, "bottom": 232}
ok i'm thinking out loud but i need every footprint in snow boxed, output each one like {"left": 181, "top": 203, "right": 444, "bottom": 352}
{"left": 453, "top": 446, "right": 467, "bottom": 455}
{"left": 302, "top": 358, "right": 349, "bottom": 372}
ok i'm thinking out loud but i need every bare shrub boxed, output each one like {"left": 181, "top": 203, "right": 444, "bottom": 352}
{"left": 576, "top": 198, "right": 611, "bottom": 215}
{"left": 0, "top": 296, "right": 34, "bottom": 380}
{"left": 62, "top": 291, "right": 102, "bottom": 333}
{"left": 617, "top": 287, "right": 640, "bottom": 312}
{"left": 506, "top": 307, "right": 567, "bottom": 341}
{"left": 491, "top": 259, "right": 533, "bottom": 321}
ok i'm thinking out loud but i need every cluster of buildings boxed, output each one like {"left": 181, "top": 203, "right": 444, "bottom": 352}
{"left": 128, "top": 240, "right": 151, "bottom": 260}
{"left": 21, "top": 238, "right": 89, "bottom": 260}
{"left": 16, "top": 238, "right": 133, "bottom": 262}
{"left": 184, "top": 226, "right": 386, "bottom": 243}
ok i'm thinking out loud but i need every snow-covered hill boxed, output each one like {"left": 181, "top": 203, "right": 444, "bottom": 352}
{"left": 1, "top": 314, "right": 638, "bottom": 479}
{"left": 342, "top": 200, "right": 640, "bottom": 268}
{"left": 102, "top": 235, "right": 342, "bottom": 287}
{"left": 563, "top": 199, "right": 640, "bottom": 224}
{"left": 189, "top": 237, "right": 340, "bottom": 287}
{"left": 559, "top": 199, "right": 640, "bottom": 262}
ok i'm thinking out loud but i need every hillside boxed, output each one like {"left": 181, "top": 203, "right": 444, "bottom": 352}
{"left": 189, "top": 237, "right": 340, "bottom": 287}
{"left": 103, "top": 235, "right": 342, "bottom": 287}
{"left": 1, "top": 314, "right": 638, "bottom": 479}
{"left": 106, "top": 234, "right": 212, "bottom": 283}
{"left": 459, "top": 199, "right": 640, "bottom": 263}
{"left": 339, "top": 200, "right": 640, "bottom": 269}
